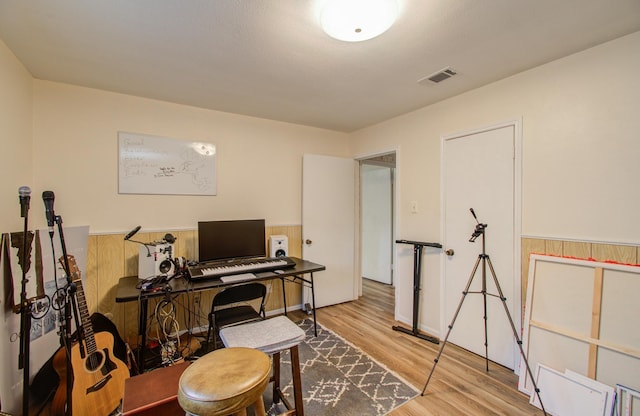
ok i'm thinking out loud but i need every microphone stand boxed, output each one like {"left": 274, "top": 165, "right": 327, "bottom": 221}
{"left": 52, "top": 214, "right": 84, "bottom": 416}
{"left": 17, "top": 203, "right": 33, "bottom": 416}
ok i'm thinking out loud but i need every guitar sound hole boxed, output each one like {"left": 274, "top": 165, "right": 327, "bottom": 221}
{"left": 85, "top": 351, "right": 105, "bottom": 372}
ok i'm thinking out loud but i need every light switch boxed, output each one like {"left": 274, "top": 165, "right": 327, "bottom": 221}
{"left": 411, "top": 201, "right": 418, "bottom": 213}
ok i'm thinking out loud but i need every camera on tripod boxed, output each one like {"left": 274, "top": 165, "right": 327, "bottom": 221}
{"left": 422, "top": 207, "right": 548, "bottom": 414}
{"left": 469, "top": 222, "right": 487, "bottom": 242}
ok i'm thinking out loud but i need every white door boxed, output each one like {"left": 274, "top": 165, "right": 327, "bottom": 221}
{"left": 361, "top": 163, "right": 393, "bottom": 284}
{"left": 442, "top": 122, "right": 520, "bottom": 370}
{"left": 302, "top": 154, "right": 357, "bottom": 308}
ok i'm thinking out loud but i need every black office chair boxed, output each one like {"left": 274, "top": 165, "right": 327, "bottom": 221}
{"left": 206, "top": 282, "right": 267, "bottom": 350}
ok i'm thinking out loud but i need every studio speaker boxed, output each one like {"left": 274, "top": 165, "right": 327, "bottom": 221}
{"left": 138, "top": 242, "right": 175, "bottom": 279}
{"left": 269, "top": 235, "right": 289, "bottom": 257}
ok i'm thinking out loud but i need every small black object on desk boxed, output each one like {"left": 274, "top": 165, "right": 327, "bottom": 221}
{"left": 394, "top": 240, "right": 442, "bottom": 344}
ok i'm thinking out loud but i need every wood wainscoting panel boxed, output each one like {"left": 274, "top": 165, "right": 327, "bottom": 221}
{"left": 95, "top": 233, "right": 126, "bottom": 318}
{"left": 124, "top": 232, "right": 138, "bottom": 277}
{"left": 174, "top": 229, "right": 196, "bottom": 261}
{"left": 85, "top": 235, "right": 99, "bottom": 314}
{"left": 562, "top": 241, "right": 592, "bottom": 259}
{"left": 545, "top": 239, "right": 563, "bottom": 256}
{"left": 521, "top": 238, "right": 546, "bottom": 307}
{"left": 592, "top": 243, "right": 637, "bottom": 264}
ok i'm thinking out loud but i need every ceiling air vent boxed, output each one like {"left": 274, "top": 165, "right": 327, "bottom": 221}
{"left": 418, "top": 67, "right": 457, "bottom": 85}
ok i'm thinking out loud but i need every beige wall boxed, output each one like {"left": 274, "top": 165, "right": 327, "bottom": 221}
{"left": 31, "top": 81, "right": 349, "bottom": 233}
{"left": 0, "top": 40, "right": 33, "bottom": 232}
{"left": 349, "top": 31, "right": 640, "bottom": 336}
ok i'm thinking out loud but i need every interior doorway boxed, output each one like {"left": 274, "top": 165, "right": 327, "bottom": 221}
{"left": 360, "top": 153, "right": 396, "bottom": 287}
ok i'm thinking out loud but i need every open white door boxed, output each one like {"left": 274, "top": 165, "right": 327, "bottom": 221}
{"left": 302, "top": 154, "right": 356, "bottom": 308}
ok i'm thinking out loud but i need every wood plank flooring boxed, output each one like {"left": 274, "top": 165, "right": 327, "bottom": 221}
{"left": 291, "top": 278, "right": 544, "bottom": 416}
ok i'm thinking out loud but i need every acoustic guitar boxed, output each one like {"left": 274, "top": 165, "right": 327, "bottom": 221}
{"left": 51, "top": 255, "right": 129, "bottom": 416}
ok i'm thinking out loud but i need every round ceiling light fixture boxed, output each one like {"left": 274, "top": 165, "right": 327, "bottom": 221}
{"left": 320, "top": 0, "right": 399, "bottom": 42}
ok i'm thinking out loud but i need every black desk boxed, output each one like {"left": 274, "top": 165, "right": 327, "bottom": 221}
{"left": 115, "top": 257, "right": 325, "bottom": 371}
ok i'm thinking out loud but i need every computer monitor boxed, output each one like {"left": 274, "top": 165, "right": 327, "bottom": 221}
{"left": 197, "top": 219, "right": 266, "bottom": 262}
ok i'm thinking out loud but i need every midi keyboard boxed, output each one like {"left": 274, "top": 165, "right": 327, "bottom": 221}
{"left": 187, "top": 256, "right": 295, "bottom": 281}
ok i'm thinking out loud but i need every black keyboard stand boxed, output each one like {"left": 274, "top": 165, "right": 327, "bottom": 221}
{"left": 393, "top": 240, "right": 442, "bottom": 344}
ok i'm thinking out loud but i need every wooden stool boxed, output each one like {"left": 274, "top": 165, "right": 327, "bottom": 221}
{"left": 177, "top": 347, "right": 270, "bottom": 416}
{"left": 219, "top": 316, "right": 306, "bottom": 416}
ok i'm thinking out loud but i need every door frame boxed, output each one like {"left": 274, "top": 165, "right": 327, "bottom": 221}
{"left": 355, "top": 148, "right": 398, "bottom": 297}
{"left": 439, "top": 118, "right": 523, "bottom": 370}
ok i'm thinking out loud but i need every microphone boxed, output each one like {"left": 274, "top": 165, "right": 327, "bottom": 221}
{"left": 470, "top": 207, "right": 478, "bottom": 221}
{"left": 19, "top": 186, "right": 31, "bottom": 218}
{"left": 124, "top": 225, "right": 142, "bottom": 241}
{"left": 42, "top": 191, "right": 56, "bottom": 232}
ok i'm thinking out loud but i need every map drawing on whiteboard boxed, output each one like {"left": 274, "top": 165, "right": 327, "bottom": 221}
{"left": 118, "top": 132, "right": 217, "bottom": 195}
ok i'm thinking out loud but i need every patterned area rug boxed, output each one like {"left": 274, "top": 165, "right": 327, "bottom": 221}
{"left": 264, "top": 319, "right": 418, "bottom": 416}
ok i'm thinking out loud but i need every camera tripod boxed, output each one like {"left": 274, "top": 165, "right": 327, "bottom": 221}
{"left": 421, "top": 208, "right": 547, "bottom": 416}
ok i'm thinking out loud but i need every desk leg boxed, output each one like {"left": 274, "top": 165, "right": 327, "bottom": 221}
{"left": 138, "top": 297, "right": 148, "bottom": 372}
{"left": 310, "top": 273, "right": 317, "bottom": 337}
{"left": 290, "top": 345, "right": 304, "bottom": 416}
{"left": 281, "top": 278, "right": 288, "bottom": 316}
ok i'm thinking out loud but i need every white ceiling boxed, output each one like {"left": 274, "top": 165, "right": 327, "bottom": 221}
{"left": 1, "top": 1, "right": 639, "bottom": 132}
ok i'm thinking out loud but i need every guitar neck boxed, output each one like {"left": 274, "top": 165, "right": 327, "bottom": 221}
{"left": 73, "top": 278, "right": 97, "bottom": 355}
{"left": 60, "top": 254, "right": 97, "bottom": 355}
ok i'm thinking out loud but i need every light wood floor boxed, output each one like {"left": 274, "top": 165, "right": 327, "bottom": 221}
{"left": 291, "top": 278, "right": 544, "bottom": 416}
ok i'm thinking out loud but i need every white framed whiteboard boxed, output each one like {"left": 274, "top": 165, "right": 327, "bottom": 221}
{"left": 118, "top": 132, "right": 217, "bottom": 195}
